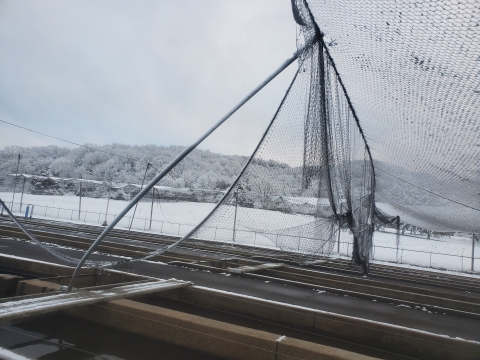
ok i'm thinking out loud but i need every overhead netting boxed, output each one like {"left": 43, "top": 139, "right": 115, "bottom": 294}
{"left": 163, "top": 0, "right": 379, "bottom": 271}
{"left": 304, "top": 0, "right": 480, "bottom": 235}
{"left": 164, "top": 0, "right": 479, "bottom": 272}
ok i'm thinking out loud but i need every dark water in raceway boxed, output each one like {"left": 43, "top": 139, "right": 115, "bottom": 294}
{"left": 0, "top": 314, "right": 225, "bottom": 360}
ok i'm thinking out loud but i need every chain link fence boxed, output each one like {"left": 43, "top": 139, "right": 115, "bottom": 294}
{"left": 0, "top": 199, "right": 477, "bottom": 273}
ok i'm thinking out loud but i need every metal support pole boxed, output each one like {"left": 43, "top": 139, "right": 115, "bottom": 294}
{"left": 149, "top": 188, "right": 155, "bottom": 230}
{"left": 78, "top": 177, "right": 82, "bottom": 220}
{"left": 337, "top": 202, "right": 342, "bottom": 253}
{"left": 11, "top": 155, "right": 20, "bottom": 211}
{"left": 232, "top": 191, "right": 238, "bottom": 243}
{"left": 19, "top": 177, "right": 26, "bottom": 213}
{"left": 102, "top": 183, "right": 111, "bottom": 226}
{"left": 0, "top": 198, "right": 79, "bottom": 265}
{"left": 67, "top": 39, "right": 317, "bottom": 291}
{"left": 472, "top": 233, "right": 476, "bottom": 272}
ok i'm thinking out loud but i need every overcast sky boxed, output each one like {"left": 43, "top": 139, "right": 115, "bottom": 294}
{"left": 0, "top": 0, "right": 298, "bottom": 156}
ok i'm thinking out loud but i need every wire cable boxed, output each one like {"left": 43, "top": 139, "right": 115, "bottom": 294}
{"left": 0, "top": 119, "right": 146, "bottom": 164}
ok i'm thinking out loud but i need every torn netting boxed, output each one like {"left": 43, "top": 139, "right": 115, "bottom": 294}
{"left": 170, "top": 0, "right": 378, "bottom": 272}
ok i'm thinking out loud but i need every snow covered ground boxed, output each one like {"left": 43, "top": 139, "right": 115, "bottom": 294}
{"left": 1, "top": 192, "right": 215, "bottom": 236}
{"left": 0, "top": 192, "right": 478, "bottom": 273}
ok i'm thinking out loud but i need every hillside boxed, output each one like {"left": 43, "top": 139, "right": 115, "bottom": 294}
{"left": 0, "top": 144, "right": 252, "bottom": 190}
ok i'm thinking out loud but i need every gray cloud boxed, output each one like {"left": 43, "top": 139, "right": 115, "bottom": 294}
{"left": 0, "top": 0, "right": 297, "bottom": 155}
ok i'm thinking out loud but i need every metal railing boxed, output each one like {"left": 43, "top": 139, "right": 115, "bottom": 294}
{"left": 1, "top": 200, "right": 477, "bottom": 273}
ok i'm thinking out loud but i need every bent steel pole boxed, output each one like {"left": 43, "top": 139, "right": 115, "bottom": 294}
{"left": 68, "top": 40, "right": 316, "bottom": 291}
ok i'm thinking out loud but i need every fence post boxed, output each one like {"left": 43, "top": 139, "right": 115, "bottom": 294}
{"left": 149, "top": 188, "right": 155, "bottom": 230}
{"left": 45, "top": 206, "right": 48, "bottom": 217}
{"left": 11, "top": 155, "right": 20, "bottom": 211}
{"left": 102, "top": 183, "right": 112, "bottom": 227}
{"left": 429, "top": 252, "right": 432, "bottom": 267}
{"left": 337, "top": 220, "right": 341, "bottom": 253}
{"left": 19, "top": 177, "right": 26, "bottom": 213}
{"left": 232, "top": 191, "right": 238, "bottom": 243}
{"left": 461, "top": 256, "right": 464, "bottom": 272}
{"left": 472, "top": 233, "right": 476, "bottom": 272}
{"left": 30, "top": 205, "right": 34, "bottom": 218}
{"left": 78, "top": 177, "right": 82, "bottom": 220}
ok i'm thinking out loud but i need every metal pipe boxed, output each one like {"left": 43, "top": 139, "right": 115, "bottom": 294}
{"left": 11, "top": 155, "right": 20, "bottom": 211}
{"left": 124, "top": 62, "right": 302, "bottom": 263}
{"left": 0, "top": 198, "right": 79, "bottom": 265}
{"left": 68, "top": 39, "right": 316, "bottom": 291}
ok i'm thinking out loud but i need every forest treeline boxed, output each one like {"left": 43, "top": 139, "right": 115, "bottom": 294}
{"left": 0, "top": 144, "right": 298, "bottom": 192}
{"left": 0, "top": 144, "right": 454, "bottom": 204}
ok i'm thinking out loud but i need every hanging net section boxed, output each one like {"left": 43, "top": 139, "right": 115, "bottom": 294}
{"left": 160, "top": 0, "right": 479, "bottom": 273}
{"left": 172, "top": 0, "right": 376, "bottom": 271}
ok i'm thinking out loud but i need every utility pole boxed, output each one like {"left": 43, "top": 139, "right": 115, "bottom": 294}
{"left": 78, "top": 176, "right": 82, "bottom": 220}
{"left": 102, "top": 182, "right": 112, "bottom": 226}
{"left": 11, "top": 154, "right": 20, "bottom": 211}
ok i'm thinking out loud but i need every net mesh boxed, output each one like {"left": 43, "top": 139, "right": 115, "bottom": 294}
{"left": 166, "top": 0, "right": 479, "bottom": 272}
{"left": 305, "top": 0, "right": 480, "bottom": 235}
{"left": 161, "top": 0, "right": 367, "bottom": 270}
